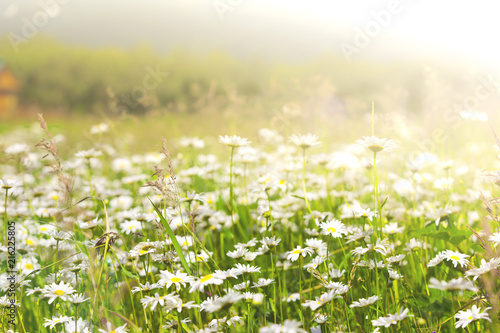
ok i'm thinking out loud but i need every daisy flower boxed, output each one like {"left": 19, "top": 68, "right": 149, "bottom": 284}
{"left": 382, "top": 222, "right": 405, "bottom": 234}
{"left": 252, "top": 278, "right": 275, "bottom": 288}
{"left": 259, "top": 319, "right": 307, "bottom": 333}
{"left": 302, "top": 290, "right": 339, "bottom": 310}
{"left": 288, "top": 133, "right": 321, "bottom": 149}
{"left": 203, "top": 291, "right": 244, "bottom": 313}
{"left": 90, "top": 122, "right": 109, "bottom": 134}
{"left": 465, "top": 258, "right": 500, "bottom": 280}
{"left": 427, "top": 252, "right": 445, "bottom": 267}
{"left": 120, "top": 220, "right": 142, "bottom": 235}
{"left": 234, "top": 263, "right": 261, "bottom": 274}
{"left": 285, "top": 246, "right": 314, "bottom": 262}
{"left": 261, "top": 236, "right": 281, "bottom": 249}
{"left": 219, "top": 135, "right": 251, "bottom": 148}
{"left": 43, "top": 316, "right": 72, "bottom": 329}
{"left": 158, "top": 271, "right": 194, "bottom": 291}
{"left": 0, "top": 178, "right": 21, "bottom": 189}
{"left": 64, "top": 318, "right": 93, "bottom": 333}
{"left": 428, "top": 277, "right": 478, "bottom": 292}
{"left": 42, "top": 281, "right": 76, "bottom": 304}
{"left": 67, "top": 293, "right": 90, "bottom": 304}
{"left": 140, "top": 292, "right": 179, "bottom": 311}
{"left": 189, "top": 273, "right": 225, "bottom": 293}
{"left": 131, "top": 282, "right": 161, "bottom": 294}
{"left": 489, "top": 232, "right": 500, "bottom": 247}
{"left": 455, "top": 305, "right": 491, "bottom": 328}
{"left": 282, "top": 293, "right": 301, "bottom": 302}
{"left": 372, "top": 308, "right": 410, "bottom": 327}
{"left": 356, "top": 136, "right": 397, "bottom": 153}
{"left": 319, "top": 219, "right": 347, "bottom": 238}
{"left": 442, "top": 250, "right": 470, "bottom": 268}
{"left": 350, "top": 295, "right": 379, "bottom": 308}
{"left": 164, "top": 299, "right": 200, "bottom": 313}
{"left": 98, "top": 322, "right": 128, "bottom": 333}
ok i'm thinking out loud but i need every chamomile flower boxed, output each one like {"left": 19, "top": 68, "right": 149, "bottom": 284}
{"left": 356, "top": 136, "right": 397, "bottom": 153}
{"left": 67, "top": 293, "right": 90, "bottom": 304}
{"left": 455, "top": 305, "right": 491, "bottom": 328}
{"left": 428, "top": 277, "right": 478, "bottom": 292}
{"left": 90, "top": 122, "right": 109, "bottom": 134}
{"left": 350, "top": 295, "right": 379, "bottom": 308}
{"left": 382, "top": 222, "right": 405, "bottom": 234}
{"left": 261, "top": 236, "right": 281, "bottom": 249}
{"left": 189, "top": 273, "right": 225, "bottom": 293}
{"left": 130, "top": 282, "right": 161, "bottom": 294}
{"left": 252, "top": 278, "right": 275, "bottom": 288}
{"left": 140, "top": 292, "right": 179, "bottom": 311}
{"left": 158, "top": 271, "right": 194, "bottom": 291}
{"left": 203, "top": 291, "right": 244, "bottom": 313}
{"left": 442, "top": 250, "right": 470, "bottom": 268}
{"left": 489, "top": 232, "right": 500, "bottom": 247}
{"left": 42, "top": 281, "right": 76, "bottom": 304}
{"left": 372, "top": 308, "right": 410, "bottom": 327}
{"left": 219, "top": 135, "right": 251, "bottom": 148}
{"left": 120, "top": 220, "right": 142, "bottom": 235}
{"left": 64, "top": 318, "right": 93, "bottom": 333}
{"left": 465, "top": 258, "right": 500, "bottom": 280}
{"left": 302, "top": 290, "right": 339, "bottom": 310}
{"left": 98, "top": 322, "right": 128, "bottom": 333}
{"left": 43, "top": 316, "right": 72, "bottom": 329}
{"left": 234, "top": 263, "right": 261, "bottom": 274}
{"left": 319, "top": 219, "right": 347, "bottom": 238}
{"left": 285, "top": 246, "right": 314, "bottom": 262}
{"left": 259, "top": 320, "right": 307, "bottom": 333}
{"left": 288, "top": 133, "right": 321, "bottom": 149}
{"left": 282, "top": 293, "right": 301, "bottom": 302}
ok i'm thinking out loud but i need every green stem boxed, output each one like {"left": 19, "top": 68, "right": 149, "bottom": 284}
{"left": 3, "top": 189, "right": 8, "bottom": 243}
{"left": 373, "top": 151, "right": 382, "bottom": 236}
{"left": 301, "top": 148, "right": 316, "bottom": 233}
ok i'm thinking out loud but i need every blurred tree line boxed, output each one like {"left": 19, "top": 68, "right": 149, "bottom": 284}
{"left": 0, "top": 36, "right": 470, "bottom": 117}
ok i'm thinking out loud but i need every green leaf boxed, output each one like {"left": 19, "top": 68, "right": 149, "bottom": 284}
{"left": 380, "top": 197, "right": 389, "bottom": 209}
{"left": 121, "top": 267, "right": 139, "bottom": 280}
{"left": 148, "top": 198, "right": 192, "bottom": 275}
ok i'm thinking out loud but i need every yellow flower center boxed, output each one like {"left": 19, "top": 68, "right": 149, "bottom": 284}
{"left": 25, "top": 263, "right": 33, "bottom": 270}
{"left": 139, "top": 250, "right": 147, "bottom": 255}
{"left": 468, "top": 316, "right": 472, "bottom": 320}
{"left": 54, "top": 290, "right": 65, "bottom": 296}
{"left": 171, "top": 277, "right": 182, "bottom": 283}
{"left": 450, "top": 255, "right": 460, "bottom": 261}
{"left": 200, "top": 274, "right": 213, "bottom": 283}
{"left": 110, "top": 331, "right": 116, "bottom": 333}
{"left": 26, "top": 239, "right": 34, "bottom": 245}
{"left": 41, "top": 227, "right": 47, "bottom": 231}
{"left": 293, "top": 250, "right": 301, "bottom": 254}
{"left": 327, "top": 227, "right": 337, "bottom": 233}
{"left": 128, "top": 226, "right": 134, "bottom": 229}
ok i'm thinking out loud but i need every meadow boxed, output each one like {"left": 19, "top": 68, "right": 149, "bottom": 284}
{"left": 1, "top": 92, "right": 500, "bottom": 333}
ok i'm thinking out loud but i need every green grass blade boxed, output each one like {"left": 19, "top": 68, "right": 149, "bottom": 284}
{"left": 148, "top": 198, "right": 192, "bottom": 275}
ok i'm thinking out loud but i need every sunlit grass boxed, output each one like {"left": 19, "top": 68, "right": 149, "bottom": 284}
{"left": 0, "top": 108, "right": 499, "bottom": 332}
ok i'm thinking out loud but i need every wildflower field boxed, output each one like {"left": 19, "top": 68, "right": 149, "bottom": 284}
{"left": 1, "top": 108, "right": 500, "bottom": 333}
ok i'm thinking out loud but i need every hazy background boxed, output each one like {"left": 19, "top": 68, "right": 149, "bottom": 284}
{"left": 0, "top": 0, "right": 499, "bottom": 151}
{"left": 2, "top": 0, "right": 500, "bottom": 65}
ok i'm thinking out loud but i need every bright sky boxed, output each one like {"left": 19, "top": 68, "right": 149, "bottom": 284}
{"left": 1, "top": 0, "right": 500, "bottom": 69}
